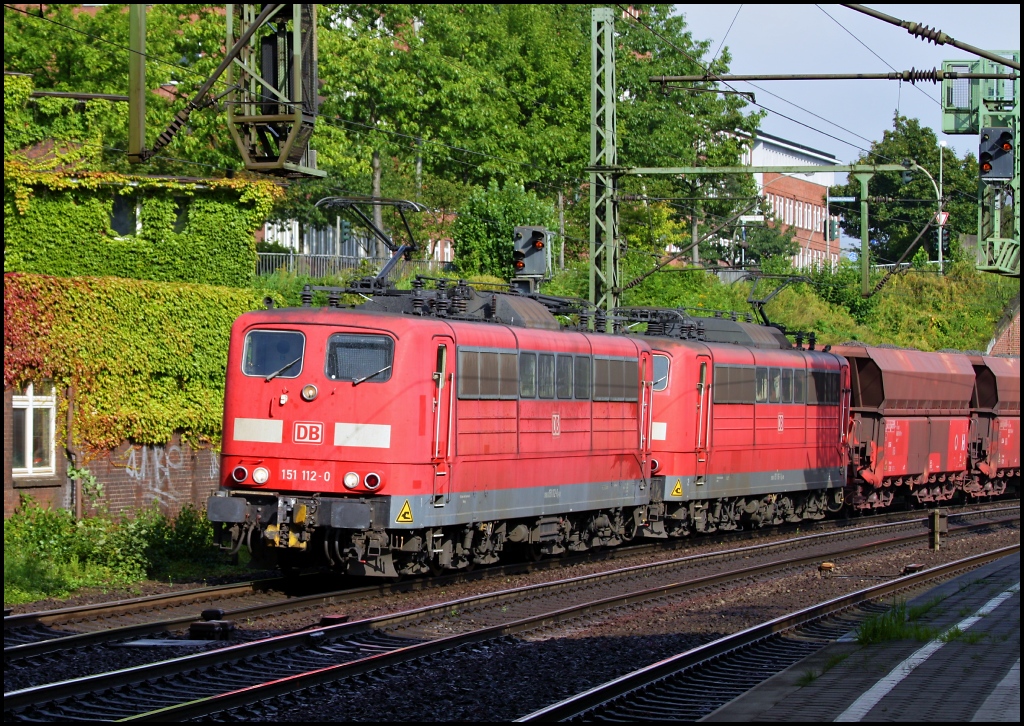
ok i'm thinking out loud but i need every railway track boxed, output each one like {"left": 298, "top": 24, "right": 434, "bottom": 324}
{"left": 517, "top": 544, "right": 1020, "bottom": 722}
{"left": 5, "top": 511, "right": 1016, "bottom": 722}
{"left": 6, "top": 501, "right": 1013, "bottom": 667}
{"left": 6, "top": 502, "right": 1014, "bottom": 675}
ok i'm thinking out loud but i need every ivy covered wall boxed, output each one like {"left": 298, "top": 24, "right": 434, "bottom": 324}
{"left": 4, "top": 272, "right": 279, "bottom": 453}
{"left": 4, "top": 164, "right": 281, "bottom": 287}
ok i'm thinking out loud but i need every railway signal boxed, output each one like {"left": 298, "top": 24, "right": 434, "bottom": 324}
{"left": 979, "top": 127, "right": 1014, "bottom": 180}
{"left": 513, "top": 226, "right": 548, "bottom": 277}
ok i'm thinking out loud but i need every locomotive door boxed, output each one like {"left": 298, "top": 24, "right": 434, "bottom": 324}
{"left": 431, "top": 338, "right": 455, "bottom": 506}
{"left": 695, "top": 356, "right": 712, "bottom": 485}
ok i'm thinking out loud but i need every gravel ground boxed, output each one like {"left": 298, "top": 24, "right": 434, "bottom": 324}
{"left": 258, "top": 525, "right": 1020, "bottom": 722}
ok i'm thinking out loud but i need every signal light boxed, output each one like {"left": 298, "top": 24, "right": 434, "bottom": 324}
{"left": 364, "top": 472, "right": 381, "bottom": 490}
{"left": 231, "top": 466, "right": 248, "bottom": 483}
{"left": 512, "top": 226, "right": 548, "bottom": 277}
{"left": 979, "top": 127, "right": 1013, "bottom": 180}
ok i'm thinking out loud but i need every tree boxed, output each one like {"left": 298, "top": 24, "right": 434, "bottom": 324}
{"left": 450, "top": 181, "right": 555, "bottom": 279}
{"left": 3, "top": 4, "right": 246, "bottom": 174}
{"left": 830, "top": 114, "right": 978, "bottom": 264}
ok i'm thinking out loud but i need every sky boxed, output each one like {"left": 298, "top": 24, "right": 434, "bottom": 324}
{"left": 677, "top": 4, "right": 1021, "bottom": 163}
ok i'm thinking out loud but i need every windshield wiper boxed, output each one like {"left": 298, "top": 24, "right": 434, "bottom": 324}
{"left": 265, "top": 355, "right": 302, "bottom": 382}
{"left": 352, "top": 365, "right": 392, "bottom": 386}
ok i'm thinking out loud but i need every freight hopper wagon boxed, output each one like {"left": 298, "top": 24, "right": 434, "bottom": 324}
{"left": 836, "top": 345, "right": 1020, "bottom": 508}
{"left": 208, "top": 285, "right": 654, "bottom": 577}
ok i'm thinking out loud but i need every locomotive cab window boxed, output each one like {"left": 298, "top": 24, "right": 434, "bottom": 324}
{"left": 519, "top": 353, "right": 537, "bottom": 398}
{"left": 652, "top": 354, "right": 670, "bottom": 391}
{"left": 243, "top": 330, "right": 305, "bottom": 379}
{"left": 326, "top": 334, "right": 394, "bottom": 383}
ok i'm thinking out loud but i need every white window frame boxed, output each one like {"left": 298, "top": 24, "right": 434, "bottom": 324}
{"left": 11, "top": 383, "right": 57, "bottom": 478}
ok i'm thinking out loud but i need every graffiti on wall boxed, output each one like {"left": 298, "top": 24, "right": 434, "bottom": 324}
{"left": 123, "top": 443, "right": 185, "bottom": 507}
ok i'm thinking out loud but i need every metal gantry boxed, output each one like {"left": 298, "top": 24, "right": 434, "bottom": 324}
{"left": 589, "top": 8, "right": 620, "bottom": 326}
{"left": 942, "top": 54, "right": 1020, "bottom": 277}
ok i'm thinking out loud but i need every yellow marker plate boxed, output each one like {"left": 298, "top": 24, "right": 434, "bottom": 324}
{"left": 671, "top": 479, "right": 683, "bottom": 497}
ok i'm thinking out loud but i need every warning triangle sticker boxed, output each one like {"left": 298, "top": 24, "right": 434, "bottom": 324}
{"left": 396, "top": 500, "right": 414, "bottom": 523}
{"left": 671, "top": 479, "right": 683, "bottom": 497}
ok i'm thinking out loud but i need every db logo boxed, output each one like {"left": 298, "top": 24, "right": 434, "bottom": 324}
{"left": 551, "top": 413, "right": 561, "bottom": 437}
{"left": 293, "top": 421, "right": 323, "bottom": 444}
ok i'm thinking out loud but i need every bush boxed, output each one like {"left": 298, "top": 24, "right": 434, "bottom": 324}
{"left": 3, "top": 497, "right": 220, "bottom": 606}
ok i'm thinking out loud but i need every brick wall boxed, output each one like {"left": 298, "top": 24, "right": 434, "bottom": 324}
{"left": 988, "top": 311, "right": 1020, "bottom": 357}
{"left": 4, "top": 387, "right": 221, "bottom": 519}
{"left": 76, "top": 436, "right": 222, "bottom": 519}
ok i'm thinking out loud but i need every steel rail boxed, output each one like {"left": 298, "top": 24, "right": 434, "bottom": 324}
{"left": 7, "top": 514, "right": 1014, "bottom": 721}
{"left": 516, "top": 543, "right": 1020, "bottom": 722}
{"left": 6, "top": 504, "right": 1014, "bottom": 664}
{"left": 123, "top": 519, "right": 1020, "bottom": 722}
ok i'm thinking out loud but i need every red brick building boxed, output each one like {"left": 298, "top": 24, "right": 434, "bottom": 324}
{"left": 742, "top": 131, "right": 843, "bottom": 272}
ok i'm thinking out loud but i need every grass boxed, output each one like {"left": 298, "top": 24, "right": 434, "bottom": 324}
{"left": 855, "top": 602, "right": 940, "bottom": 645}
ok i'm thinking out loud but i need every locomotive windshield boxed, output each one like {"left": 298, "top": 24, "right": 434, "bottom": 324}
{"left": 326, "top": 334, "right": 394, "bottom": 383}
{"left": 242, "top": 330, "right": 305, "bottom": 378}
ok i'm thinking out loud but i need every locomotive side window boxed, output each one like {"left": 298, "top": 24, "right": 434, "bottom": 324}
{"left": 793, "top": 369, "right": 805, "bottom": 403}
{"left": 556, "top": 355, "right": 574, "bottom": 399}
{"left": 499, "top": 353, "right": 518, "bottom": 398}
{"left": 519, "top": 353, "right": 537, "bottom": 398}
{"left": 652, "top": 355, "right": 669, "bottom": 391}
{"left": 243, "top": 330, "right": 305, "bottom": 379}
{"left": 768, "top": 368, "right": 782, "bottom": 403}
{"left": 714, "top": 365, "right": 756, "bottom": 404}
{"left": 574, "top": 356, "right": 592, "bottom": 399}
{"left": 755, "top": 367, "right": 769, "bottom": 403}
{"left": 780, "top": 368, "right": 793, "bottom": 403}
{"left": 807, "top": 370, "right": 840, "bottom": 405}
{"left": 538, "top": 354, "right": 555, "bottom": 399}
{"left": 459, "top": 351, "right": 480, "bottom": 397}
{"left": 458, "top": 349, "right": 518, "bottom": 399}
{"left": 593, "top": 358, "right": 639, "bottom": 402}
{"left": 325, "top": 334, "right": 394, "bottom": 383}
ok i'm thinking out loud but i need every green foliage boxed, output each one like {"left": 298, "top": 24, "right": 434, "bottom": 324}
{"left": 831, "top": 114, "right": 978, "bottom": 264}
{"left": 5, "top": 162, "right": 281, "bottom": 287}
{"left": 451, "top": 181, "right": 556, "bottom": 278}
{"left": 68, "top": 465, "right": 103, "bottom": 502}
{"left": 4, "top": 497, "right": 218, "bottom": 605}
{"left": 4, "top": 272, "right": 280, "bottom": 450}
{"left": 4, "top": 4, "right": 244, "bottom": 174}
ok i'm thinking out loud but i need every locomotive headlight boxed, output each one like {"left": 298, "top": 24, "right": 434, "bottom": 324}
{"left": 343, "top": 471, "right": 359, "bottom": 489}
{"left": 301, "top": 384, "right": 318, "bottom": 401}
{"left": 364, "top": 472, "right": 382, "bottom": 490}
{"left": 252, "top": 467, "right": 270, "bottom": 485}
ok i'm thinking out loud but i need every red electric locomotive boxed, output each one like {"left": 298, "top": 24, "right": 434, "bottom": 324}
{"left": 208, "top": 280, "right": 1019, "bottom": 576}
{"left": 646, "top": 332, "right": 848, "bottom": 536}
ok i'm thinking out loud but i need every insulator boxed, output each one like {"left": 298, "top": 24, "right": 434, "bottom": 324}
{"left": 901, "top": 67, "right": 940, "bottom": 84}
{"left": 906, "top": 23, "right": 946, "bottom": 45}
{"left": 696, "top": 321, "right": 706, "bottom": 341}
{"left": 301, "top": 285, "right": 313, "bottom": 307}
{"left": 328, "top": 292, "right": 340, "bottom": 308}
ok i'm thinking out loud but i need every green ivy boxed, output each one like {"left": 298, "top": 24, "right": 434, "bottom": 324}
{"left": 4, "top": 272, "right": 281, "bottom": 452}
{"left": 4, "top": 162, "right": 281, "bottom": 287}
